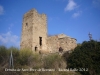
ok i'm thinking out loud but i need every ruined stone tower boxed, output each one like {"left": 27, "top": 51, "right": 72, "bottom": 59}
{"left": 20, "top": 9, "right": 47, "bottom": 52}
{"left": 20, "top": 9, "right": 77, "bottom": 53}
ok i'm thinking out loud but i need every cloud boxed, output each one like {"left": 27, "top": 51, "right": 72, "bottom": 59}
{"left": 0, "top": 5, "right": 4, "bottom": 15}
{"left": 0, "top": 31, "right": 20, "bottom": 48}
{"left": 64, "top": 0, "right": 77, "bottom": 11}
{"left": 72, "top": 11, "right": 82, "bottom": 18}
{"left": 92, "top": 0, "right": 100, "bottom": 8}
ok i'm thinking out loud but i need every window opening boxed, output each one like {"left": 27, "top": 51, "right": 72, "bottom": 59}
{"left": 59, "top": 47, "right": 63, "bottom": 53}
{"left": 26, "top": 23, "right": 28, "bottom": 26}
{"left": 39, "top": 37, "right": 42, "bottom": 46}
{"left": 35, "top": 47, "right": 37, "bottom": 52}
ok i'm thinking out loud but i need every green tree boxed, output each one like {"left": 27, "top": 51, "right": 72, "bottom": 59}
{"left": 67, "top": 40, "right": 100, "bottom": 75}
{"left": 0, "top": 46, "right": 8, "bottom": 65}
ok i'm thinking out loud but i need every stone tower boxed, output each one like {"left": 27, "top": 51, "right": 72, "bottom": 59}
{"left": 20, "top": 9, "right": 47, "bottom": 52}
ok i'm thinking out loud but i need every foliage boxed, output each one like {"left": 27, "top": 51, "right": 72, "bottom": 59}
{"left": 18, "top": 49, "right": 33, "bottom": 66}
{"left": 0, "top": 45, "right": 81, "bottom": 75}
{"left": 67, "top": 40, "right": 100, "bottom": 75}
{"left": 0, "top": 46, "right": 8, "bottom": 64}
{"left": 43, "top": 53, "right": 66, "bottom": 69}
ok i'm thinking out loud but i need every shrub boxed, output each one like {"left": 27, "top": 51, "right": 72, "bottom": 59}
{"left": 0, "top": 46, "right": 8, "bottom": 64}
{"left": 18, "top": 49, "right": 33, "bottom": 66}
{"left": 0, "top": 45, "right": 81, "bottom": 75}
{"left": 67, "top": 40, "right": 100, "bottom": 75}
{"left": 43, "top": 53, "right": 66, "bottom": 69}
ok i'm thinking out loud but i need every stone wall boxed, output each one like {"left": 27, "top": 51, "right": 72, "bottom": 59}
{"left": 20, "top": 9, "right": 77, "bottom": 54}
{"left": 47, "top": 34, "right": 77, "bottom": 53}
{"left": 20, "top": 9, "right": 48, "bottom": 52}
{"left": 20, "top": 10, "right": 34, "bottom": 49}
{"left": 32, "top": 10, "right": 47, "bottom": 52}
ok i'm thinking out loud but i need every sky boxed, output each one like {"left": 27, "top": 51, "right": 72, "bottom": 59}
{"left": 0, "top": 0, "right": 100, "bottom": 48}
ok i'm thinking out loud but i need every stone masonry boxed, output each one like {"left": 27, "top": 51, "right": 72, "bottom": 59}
{"left": 47, "top": 34, "right": 77, "bottom": 53}
{"left": 20, "top": 9, "right": 77, "bottom": 53}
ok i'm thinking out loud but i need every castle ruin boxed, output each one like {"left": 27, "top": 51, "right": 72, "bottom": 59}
{"left": 20, "top": 9, "right": 77, "bottom": 53}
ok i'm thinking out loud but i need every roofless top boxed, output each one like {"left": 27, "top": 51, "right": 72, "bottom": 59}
{"left": 23, "top": 8, "right": 46, "bottom": 18}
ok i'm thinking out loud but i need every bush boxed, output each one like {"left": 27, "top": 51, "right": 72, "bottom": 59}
{"left": 0, "top": 45, "right": 81, "bottom": 75}
{"left": 43, "top": 53, "right": 66, "bottom": 69}
{"left": 18, "top": 49, "right": 33, "bottom": 66}
{"left": 0, "top": 46, "right": 8, "bottom": 64}
{"left": 67, "top": 40, "right": 100, "bottom": 75}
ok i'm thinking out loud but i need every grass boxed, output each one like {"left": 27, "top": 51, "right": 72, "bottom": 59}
{"left": 0, "top": 45, "right": 81, "bottom": 75}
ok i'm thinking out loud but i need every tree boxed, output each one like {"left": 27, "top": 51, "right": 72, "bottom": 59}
{"left": 67, "top": 40, "right": 100, "bottom": 75}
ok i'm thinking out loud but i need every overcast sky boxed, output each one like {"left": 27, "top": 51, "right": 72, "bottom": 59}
{"left": 0, "top": 0, "right": 100, "bottom": 48}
